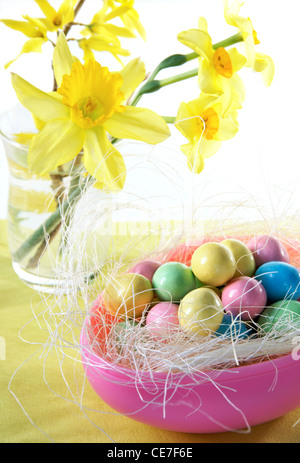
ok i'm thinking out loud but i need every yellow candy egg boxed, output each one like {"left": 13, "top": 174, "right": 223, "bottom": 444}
{"left": 179, "top": 287, "right": 224, "bottom": 336}
{"left": 221, "top": 238, "right": 256, "bottom": 278}
{"left": 103, "top": 273, "right": 153, "bottom": 318}
{"left": 191, "top": 242, "right": 236, "bottom": 287}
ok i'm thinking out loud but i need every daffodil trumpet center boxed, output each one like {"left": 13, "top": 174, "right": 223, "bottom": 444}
{"left": 80, "top": 96, "right": 105, "bottom": 120}
{"left": 213, "top": 47, "right": 233, "bottom": 78}
{"left": 58, "top": 60, "right": 126, "bottom": 129}
{"left": 197, "top": 108, "right": 219, "bottom": 140}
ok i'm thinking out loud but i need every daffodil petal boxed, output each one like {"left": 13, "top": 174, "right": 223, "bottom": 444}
{"left": 0, "top": 19, "right": 38, "bottom": 37}
{"left": 104, "top": 5, "right": 131, "bottom": 22}
{"left": 228, "top": 47, "right": 247, "bottom": 72}
{"left": 118, "top": 58, "right": 146, "bottom": 101}
{"left": 11, "top": 73, "right": 68, "bottom": 121}
{"left": 28, "top": 118, "right": 85, "bottom": 173}
{"left": 5, "top": 37, "right": 47, "bottom": 69}
{"left": 105, "top": 107, "right": 170, "bottom": 144}
{"left": 198, "top": 17, "right": 208, "bottom": 32}
{"left": 57, "top": 0, "right": 77, "bottom": 25}
{"left": 199, "top": 138, "right": 222, "bottom": 159}
{"left": 53, "top": 32, "right": 76, "bottom": 87}
{"left": 214, "top": 116, "right": 239, "bottom": 141}
{"left": 83, "top": 127, "right": 126, "bottom": 191}
{"left": 198, "top": 59, "right": 223, "bottom": 94}
{"left": 79, "top": 37, "right": 130, "bottom": 57}
{"left": 253, "top": 52, "right": 275, "bottom": 87}
{"left": 177, "top": 29, "right": 213, "bottom": 61}
{"left": 23, "top": 15, "right": 48, "bottom": 35}
{"left": 103, "top": 23, "right": 136, "bottom": 38}
{"left": 180, "top": 142, "right": 205, "bottom": 174}
{"left": 34, "top": 0, "right": 57, "bottom": 22}
{"left": 122, "top": 8, "right": 147, "bottom": 40}
{"left": 175, "top": 102, "right": 200, "bottom": 142}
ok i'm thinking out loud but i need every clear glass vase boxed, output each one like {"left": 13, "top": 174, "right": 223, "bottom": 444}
{"left": 0, "top": 105, "right": 92, "bottom": 292}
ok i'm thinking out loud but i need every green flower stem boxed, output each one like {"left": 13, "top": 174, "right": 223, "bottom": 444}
{"left": 159, "top": 67, "right": 199, "bottom": 88}
{"left": 213, "top": 32, "right": 244, "bottom": 49}
{"left": 13, "top": 180, "right": 88, "bottom": 264}
{"left": 148, "top": 51, "right": 198, "bottom": 81}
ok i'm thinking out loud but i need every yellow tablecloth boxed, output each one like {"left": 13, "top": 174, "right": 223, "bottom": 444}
{"left": 1, "top": 219, "right": 300, "bottom": 443}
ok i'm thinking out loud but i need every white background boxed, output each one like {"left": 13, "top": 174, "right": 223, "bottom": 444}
{"left": 0, "top": 0, "right": 299, "bottom": 221}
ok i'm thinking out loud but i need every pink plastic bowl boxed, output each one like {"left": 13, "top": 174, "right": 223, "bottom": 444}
{"left": 80, "top": 325, "right": 300, "bottom": 433}
{"left": 80, "top": 238, "right": 300, "bottom": 433}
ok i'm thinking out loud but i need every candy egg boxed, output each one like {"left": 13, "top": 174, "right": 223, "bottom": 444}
{"left": 146, "top": 302, "right": 179, "bottom": 337}
{"left": 215, "top": 313, "right": 253, "bottom": 339}
{"left": 152, "top": 262, "right": 196, "bottom": 302}
{"left": 129, "top": 260, "right": 161, "bottom": 283}
{"left": 222, "top": 276, "right": 267, "bottom": 321}
{"left": 103, "top": 273, "right": 153, "bottom": 318}
{"left": 221, "top": 238, "right": 256, "bottom": 278}
{"left": 247, "top": 235, "right": 290, "bottom": 268}
{"left": 179, "top": 287, "right": 224, "bottom": 336}
{"left": 254, "top": 261, "right": 300, "bottom": 303}
{"left": 257, "top": 300, "right": 300, "bottom": 334}
{"left": 191, "top": 242, "right": 236, "bottom": 287}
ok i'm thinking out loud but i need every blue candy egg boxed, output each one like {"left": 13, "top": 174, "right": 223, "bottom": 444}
{"left": 254, "top": 261, "right": 300, "bottom": 303}
{"left": 214, "top": 313, "right": 253, "bottom": 340}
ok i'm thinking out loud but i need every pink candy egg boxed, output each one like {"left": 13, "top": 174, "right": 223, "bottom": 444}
{"left": 129, "top": 260, "right": 161, "bottom": 283}
{"left": 247, "top": 235, "right": 289, "bottom": 268}
{"left": 222, "top": 276, "right": 267, "bottom": 321}
{"left": 146, "top": 302, "right": 179, "bottom": 337}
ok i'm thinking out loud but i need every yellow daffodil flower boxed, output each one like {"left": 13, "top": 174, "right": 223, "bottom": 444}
{"left": 223, "top": 0, "right": 275, "bottom": 86}
{"left": 106, "top": 0, "right": 146, "bottom": 40}
{"left": 79, "top": 1, "right": 137, "bottom": 64}
{"left": 0, "top": 16, "right": 48, "bottom": 68}
{"left": 175, "top": 93, "right": 239, "bottom": 174}
{"left": 79, "top": 36, "right": 131, "bottom": 64}
{"left": 34, "top": 0, "right": 78, "bottom": 32}
{"left": 178, "top": 17, "right": 247, "bottom": 96}
{"left": 81, "top": 1, "right": 136, "bottom": 40}
{"left": 1, "top": 0, "right": 78, "bottom": 67}
{"left": 11, "top": 34, "right": 170, "bottom": 191}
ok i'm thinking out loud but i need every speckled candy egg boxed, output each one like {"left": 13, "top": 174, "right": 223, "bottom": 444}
{"left": 222, "top": 276, "right": 267, "bottom": 321}
{"left": 129, "top": 260, "right": 161, "bottom": 283}
{"left": 191, "top": 242, "right": 236, "bottom": 287}
{"left": 179, "top": 287, "right": 224, "bottom": 336}
{"left": 152, "top": 262, "right": 196, "bottom": 302}
{"left": 221, "top": 238, "right": 256, "bottom": 278}
{"left": 146, "top": 302, "right": 179, "bottom": 337}
{"left": 103, "top": 273, "right": 153, "bottom": 318}
{"left": 247, "top": 235, "right": 290, "bottom": 268}
{"left": 257, "top": 300, "right": 300, "bottom": 334}
{"left": 254, "top": 261, "right": 300, "bottom": 303}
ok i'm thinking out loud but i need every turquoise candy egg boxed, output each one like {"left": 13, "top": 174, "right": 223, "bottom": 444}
{"left": 152, "top": 262, "right": 196, "bottom": 302}
{"left": 254, "top": 261, "right": 300, "bottom": 303}
{"left": 215, "top": 313, "right": 253, "bottom": 340}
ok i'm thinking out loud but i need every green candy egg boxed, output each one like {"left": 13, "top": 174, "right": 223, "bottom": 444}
{"left": 152, "top": 262, "right": 196, "bottom": 302}
{"left": 257, "top": 300, "right": 300, "bottom": 334}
